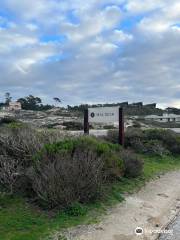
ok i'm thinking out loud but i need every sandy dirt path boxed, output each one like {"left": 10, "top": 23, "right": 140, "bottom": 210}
{"left": 65, "top": 171, "right": 180, "bottom": 240}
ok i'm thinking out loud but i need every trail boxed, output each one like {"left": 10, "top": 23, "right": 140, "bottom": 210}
{"left": 65, "top": 171, "right": 180, "bottom": 240}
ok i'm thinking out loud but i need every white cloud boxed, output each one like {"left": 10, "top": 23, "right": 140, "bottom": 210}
{"left": 61, "top": 5, "right": 122, "bottom": 43}
{"left": 14, "top": 43, "right": 60, "bottom": 73}
{"left": 125, "top": 0, "right": 165, "bottom": 13}
{"left": 0, "top": 28, "right": 38, "bottom": 53}
{"left": 162, "top": 2, "right": 180, "bottom": 20}
{"left": 0, "top": 0, "right": 180, "bottom": 107}
{"left": 26, "top": 23, "right": 39, "bottom": 31}
{"left": 79, "top": 39, "right": 118, "bottom": 58}
{"left": 110, "top": 30, "right": 133, "bottom": 42}
{"left": 138, "top": 18, "right": 170, "bottom": 34}
{"left": 136, "top": 1, "right": 180, "bottom": 35}
{"left": 3, "top": 0, "right": 58, "bottom": 20}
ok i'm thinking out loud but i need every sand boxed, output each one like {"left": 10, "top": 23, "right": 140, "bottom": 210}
{"left": 65, "top": 171, "right": 180, "bottom": 240}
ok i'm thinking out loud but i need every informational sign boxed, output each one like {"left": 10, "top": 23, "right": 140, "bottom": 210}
{"left": 84, "top": 107, "right": 124, "bottom": 145}
{"left": 88, "top": 107, "right": 119, "bottom": 123}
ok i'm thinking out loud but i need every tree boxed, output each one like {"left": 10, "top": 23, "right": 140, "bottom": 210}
{"left": 18, "top": 95, "right": 42, "bottom": 110}
{"left": 0, "top": 102, "right": 5, "bottom": 108}
{"left": 5, "top": 92, "right": 12, "bottom": 105}
{"left": 17, "top": 95, "right": 54, "bottom": 111}
{"left": 53, "top": 97, "right": 61, "bottom": 106}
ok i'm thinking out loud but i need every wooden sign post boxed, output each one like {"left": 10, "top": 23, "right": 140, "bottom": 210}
{"left": 84, "top": 107, "right": 124, "bottom": 146}
{"left": 118, "top": 107, "right": 124, "bottom": 146}
{"left": 84, "top": 109, "right": 89, "bottom": 134}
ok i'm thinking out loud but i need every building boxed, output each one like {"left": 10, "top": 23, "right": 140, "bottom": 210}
{"left": 129, "top": 102, "right": 143, "bottom": 107}
{"left": 3, "top": 102, "right": 22, "bottom": 111}
{"left": 144, "top": 103, "right": 157, "bottom": 109}
{"left": 144, "top": 113, "right": 180, "bottom": 123}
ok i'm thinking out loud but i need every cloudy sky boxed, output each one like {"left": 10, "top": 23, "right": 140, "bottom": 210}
{"left": 0, "top": 0, "right": 180, "bottom": 107}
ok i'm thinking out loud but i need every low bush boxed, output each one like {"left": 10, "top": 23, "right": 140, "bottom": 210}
{"left": 106, "top": 130, "right": 119, "bottom": 144}
{"left": 106, "top": 128, "right": 146, "bottom": 145}
{"left": 128, "top": 138, "right": 169, "bottom": 156}
{"left": 0, "top": 126, "right": 42, "bottom": 166}
{"left": 103, "top": 125, "right": 116, "bottom": 130}
{"left": 62, "top": 121, "right": 83, "bottom": 130}
{"left": 0, "top": 125, "right": 64, "bottom": 193}
{"left": 0, "top": 116, "right": 17, "bottom": 125}
{"left": 64, "top": 202, "right": 88, "bottom": 217}
{"left": 125, "top": 128, "right": 145, "bottom": 147}
{"left": 145, "top": 129, "right": 180, "bottom": 154}
{"left": 142, "top": 140, "right": 170, "bottom": 156}
{"left": 31, "top": 137, "right": 124, "bottom": 208}
{"left": 0, "top": 155, "right": 22, "bottom": 194}
{"left": 132, "top": 121, "right": 141, "bottom": 128}
{"left": 121, "top": 150, "right": 144, "bottom": 178}
{"left": 168, "top": 137, "right": 180, "bottom": 154}
{"left": 7, "top": 122, "right": 26, "bottom": 129}
{"left": 32, "top": 147, "right": 104, "bottom": 208}
{"left": 30, "top": 136, "right": 144, "bottom": 208}
{"left": 0, "top": 126, "right": 145, "bottom": 210}
{"left": 123, "top": 128, "right": 180, "bottom": 156}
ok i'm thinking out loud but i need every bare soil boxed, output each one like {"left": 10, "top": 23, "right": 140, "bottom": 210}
{"left": 65, "top": 171, "right": 180, "bottom": 240}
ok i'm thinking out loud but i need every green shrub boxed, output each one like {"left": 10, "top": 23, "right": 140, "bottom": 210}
{"left": 103, "top": 125, "right": 116, "bottom": 130}
{"left": 126, "top": 138, "right": 145, "bottom": 153}
{"left": 0, "top": 116, "right": 17, "bottom": 125}
{"left": 7, "top": 122, "right": 26, "bottom": 129}
{"left": 128, "top": 138, "right": 169, "bottom": 156}
{"left": 106, "top": 130, "right": 119, "bottom": 144}
{"left": 0, "top": 126, "right": 146, "bottom": 210}
{"left": 124, "top": 128, "right": 180, "bottom": 156}
{"left": 36, "top": 137, "right": 124, "bottom": 180}
{"left": 132, "top": 121, "right": 141, "bottom": 128}
{"left": 31, "top": 137, "right": 124, "bottom": 208}
{"left": 169, "top": 136, "right": 180, "bottom": 154}
{"left": 143, "top": 140, "right": 170, "bottom": 156}
{"left": 121, "top": 150, "right": 144, "bottom": 178}
{"left": 145, "top": 129, "right": 180, "bottom": 155}
{"left": 62, "top": 121, "right": 83, "bottom": 130}
{"left": 64, "top": 202, "right": 88, "bottom": 216}
{"left": 105, "top": 127, "right": 144, "bottom": 148}
{"left": 32, "top": 145, "right": 104, "bottom": 208}
{"left": 125, "top": 128, "right": 145, "bottom": 147}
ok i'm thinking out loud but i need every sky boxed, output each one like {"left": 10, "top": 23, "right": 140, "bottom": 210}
{"left": 0, "top": 0, "right": 180, "bottom": 108}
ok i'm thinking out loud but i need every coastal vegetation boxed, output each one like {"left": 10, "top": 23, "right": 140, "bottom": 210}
{"left": 0, "top": 125, "right": 180, "bottom": 239}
